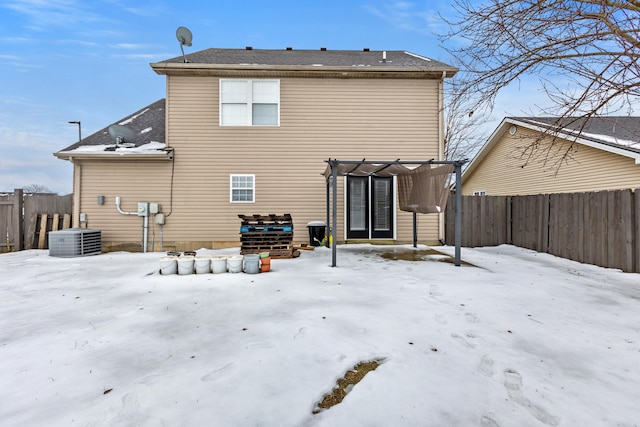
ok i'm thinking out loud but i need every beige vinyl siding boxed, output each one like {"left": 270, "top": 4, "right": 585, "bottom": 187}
{"left": 463, "top": 127, "right": 640, "bottom": 195}
{"left": 75, "top": 160, "right": 173, "bottom": 249}
{"left": 77, "top": 75, "right": 444, "bottom": 250}
{"left": 166, "top": 76, "right": 442, "bottom": 245}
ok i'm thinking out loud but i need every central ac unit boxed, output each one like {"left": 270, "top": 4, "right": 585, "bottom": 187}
{"left": 49, "top": 228, "right": 102, "bottom": 257}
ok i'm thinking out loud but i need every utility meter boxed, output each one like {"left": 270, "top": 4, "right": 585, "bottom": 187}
{"left": 137, "top": 202, "right": 150, "bottom": 217}
{"left": 149, "top": 203, "right": 161, "bottom": 214}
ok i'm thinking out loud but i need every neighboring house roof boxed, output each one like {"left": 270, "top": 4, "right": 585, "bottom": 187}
{"left": 463, "top": 116, "right": 640, "bottom": 180}
{"left": 55, "top": 99, "right": 169, "bottom": 161}
{"left": 151, "top": 47, "right": 458, "bottom": 78}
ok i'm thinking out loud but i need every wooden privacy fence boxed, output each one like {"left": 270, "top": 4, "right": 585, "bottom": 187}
{"left": 0, "top": 189, "right": 73, "bottom": 253}
{"left": 445, "top": 189, "right": 640, "bottom": 273}
{"left": 0, "top": 189, "right": 23, "bottom": 252}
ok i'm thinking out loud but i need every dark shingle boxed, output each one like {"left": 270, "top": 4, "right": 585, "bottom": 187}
{"left": 158, "top": 48, "right": 457, "bottom": 72}
{"left": 58, "top": 99, "right": 165, "bottom": 152}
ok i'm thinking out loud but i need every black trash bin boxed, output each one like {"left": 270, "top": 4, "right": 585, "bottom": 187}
{"left": 307, "top": 221, "right": 326, "bottom": 246}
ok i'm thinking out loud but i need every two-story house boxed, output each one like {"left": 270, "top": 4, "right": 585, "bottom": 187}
{"left": 55, "top": 47, "right": 458, "bottom": 252}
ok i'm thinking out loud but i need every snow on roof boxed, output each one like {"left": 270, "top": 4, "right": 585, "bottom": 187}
{"left": 119, "top": 108, "right": 150, "bottom": 126}
{"left": 55, "top": 99, "right": 165, "bottom": 157}
{"left": 516, "top": 117, "right": 640, "bottom": 152}
{"left": 580, "top": 131, "right": 639, "bottom": 149}
{"left": 65, "top": 141, "right": 167, "bottom": 154}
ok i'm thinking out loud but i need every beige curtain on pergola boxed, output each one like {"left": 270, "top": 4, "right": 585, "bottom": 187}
{"left": 397, "top": 164, "right": 454, "bottom": 214}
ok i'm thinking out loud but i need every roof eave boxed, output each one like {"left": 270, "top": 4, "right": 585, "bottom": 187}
{"left": 150, "top": 62, "right": 458, "bottom": 78}
{"left": 54, "top": 149, "right": 174, "bottom": 161}
{"left": 508, "top": 119, "right": 640, "bottom": 162}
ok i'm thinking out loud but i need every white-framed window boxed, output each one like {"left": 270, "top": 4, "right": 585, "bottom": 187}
{"left": 220, "top": 79, "right": 280, "bottom": 126}
{"left": 473, "top": 190, "right": 487, "bottom": 196}
{"left": 230, "top": 174, "right": 255, "bottom": 203}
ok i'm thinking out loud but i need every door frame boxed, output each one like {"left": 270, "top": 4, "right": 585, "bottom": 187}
{"left": 344, "top": 175, "right": 396, "bottom": 240}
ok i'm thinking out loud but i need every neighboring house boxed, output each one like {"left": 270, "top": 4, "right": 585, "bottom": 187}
{"left": 462, "top": 117, "right": 640, "bottom": 196}
{"left": 55, "top": 47, "right": 458, "bottom": 252}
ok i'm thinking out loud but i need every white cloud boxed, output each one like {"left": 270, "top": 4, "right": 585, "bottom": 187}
{"left": 1, "top": 0, "right": 107, "bottom": 32}
{"left": 110, "top": 43, "right": 152, "bottom": 50}
{"left": 0, "top": 54, "right": 23, "bottom": 61}
{"left": 365, "top": 1, "right": 447, "bottom": 36}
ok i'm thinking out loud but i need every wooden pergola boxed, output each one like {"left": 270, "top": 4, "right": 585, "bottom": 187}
{"left": 323, "top": 159, "right": 467, "bottom": 267}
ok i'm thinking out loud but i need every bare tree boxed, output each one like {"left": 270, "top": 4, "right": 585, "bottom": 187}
{"left": 440, "top": 0, "right": 639, "bottom": 166}
{"left": 23, "top": 184, "right": 55, "bottom": 194}
{"left": 443, "top": 78, "right": 491, "bottom": 161}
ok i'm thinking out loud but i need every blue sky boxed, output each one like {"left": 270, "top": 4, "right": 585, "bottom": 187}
{"left": 0, "top": 0, "right": 540, "bottom": 194}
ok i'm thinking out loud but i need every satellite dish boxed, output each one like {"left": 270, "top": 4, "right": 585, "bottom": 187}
{"left": 108, "top": 124, "right": 136, "bottom": 147}
{"left": 176, "top": 26, "right": 192, "bottom": 47}
{"left": 176, "top": 26, "right": 193, "bottom": 63}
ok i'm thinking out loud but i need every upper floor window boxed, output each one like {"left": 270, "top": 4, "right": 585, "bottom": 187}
{"left": 220, "top": 79, "right": 280, "bottom": 126}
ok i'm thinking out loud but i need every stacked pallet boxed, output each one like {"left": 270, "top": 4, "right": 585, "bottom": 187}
{"left": 238, "top": 214, "right": 300, "bottom": 258}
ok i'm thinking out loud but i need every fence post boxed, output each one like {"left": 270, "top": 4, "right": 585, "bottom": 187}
{"left": 506, "top": 196, "right": 512, "bottom": 244}
{"left": 635, "top": 189, "right": 639, "bottom": 273}
{"left": 13, "top": 188, "right": 24, "bottom": 251}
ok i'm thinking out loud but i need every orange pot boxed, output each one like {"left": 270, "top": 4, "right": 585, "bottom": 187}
{"left": 260, "top": 257, "right": 271, "bottom": 272}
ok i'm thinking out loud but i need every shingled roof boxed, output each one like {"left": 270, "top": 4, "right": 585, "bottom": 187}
{"left": 151, "top": 48, "right": 458, "bottom": 78}
{"left": 55, "top": 99, "right": 168, "bottom": 160}
{"left": 511, "top": 117, "right": 640, "bottom": 154}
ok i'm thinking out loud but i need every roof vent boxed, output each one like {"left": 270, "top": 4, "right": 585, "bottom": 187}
{"left": 246, "top": 46, "right": 253, "bottom": 50}
{"left": 286, "top": 47, "right": 293, "bottom": 50}
{"left": 363, "top": 48, "right": 370, "bottom": 52}
{"left": 320, "top": 47, "right": 327, "bottom": 51}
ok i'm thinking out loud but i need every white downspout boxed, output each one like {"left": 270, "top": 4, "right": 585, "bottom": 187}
{"left": 72, "top": 159, "right": 82, "bottom": 228}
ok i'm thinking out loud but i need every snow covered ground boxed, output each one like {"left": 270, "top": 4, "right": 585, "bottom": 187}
{"left": 1, "top": 244, "right": 638, "bottom": 426}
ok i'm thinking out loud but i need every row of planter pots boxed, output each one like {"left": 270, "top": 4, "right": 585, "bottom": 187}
{"left": 159, "top": 253, "right": 271, "bottom": 275}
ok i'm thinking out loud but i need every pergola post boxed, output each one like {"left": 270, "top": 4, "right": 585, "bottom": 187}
{"left": 331, "top": 162, "right": 338, "bottom": 267}
{"left": 413, "top": 212, "right": 417, "bottom": 248}
{"left": 454, "top": 161, "right": 462, "bottom": 266}
{"left": 325, "top": 178, "right": 330, "bottom": 248}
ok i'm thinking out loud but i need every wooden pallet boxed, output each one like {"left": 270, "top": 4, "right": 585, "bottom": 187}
{"left": 240, "top": 232, "right": 293, "bottom": 244}
{"left": 240, "top": 246, "right": 300, "bottom": 259}
{"left": 238, "top": 213, "right": 293, "bottom": 226}
{"left": 239, "top": 213, "right": 297, "bottom": 258}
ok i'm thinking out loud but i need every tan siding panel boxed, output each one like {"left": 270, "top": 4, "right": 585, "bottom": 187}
{"left": 77, "top": 161, "right": 173, "bottom": 246}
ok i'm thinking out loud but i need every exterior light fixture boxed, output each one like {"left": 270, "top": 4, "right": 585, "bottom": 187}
{"left": 68, "top": 121, "right": 81, "bottom": 142}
